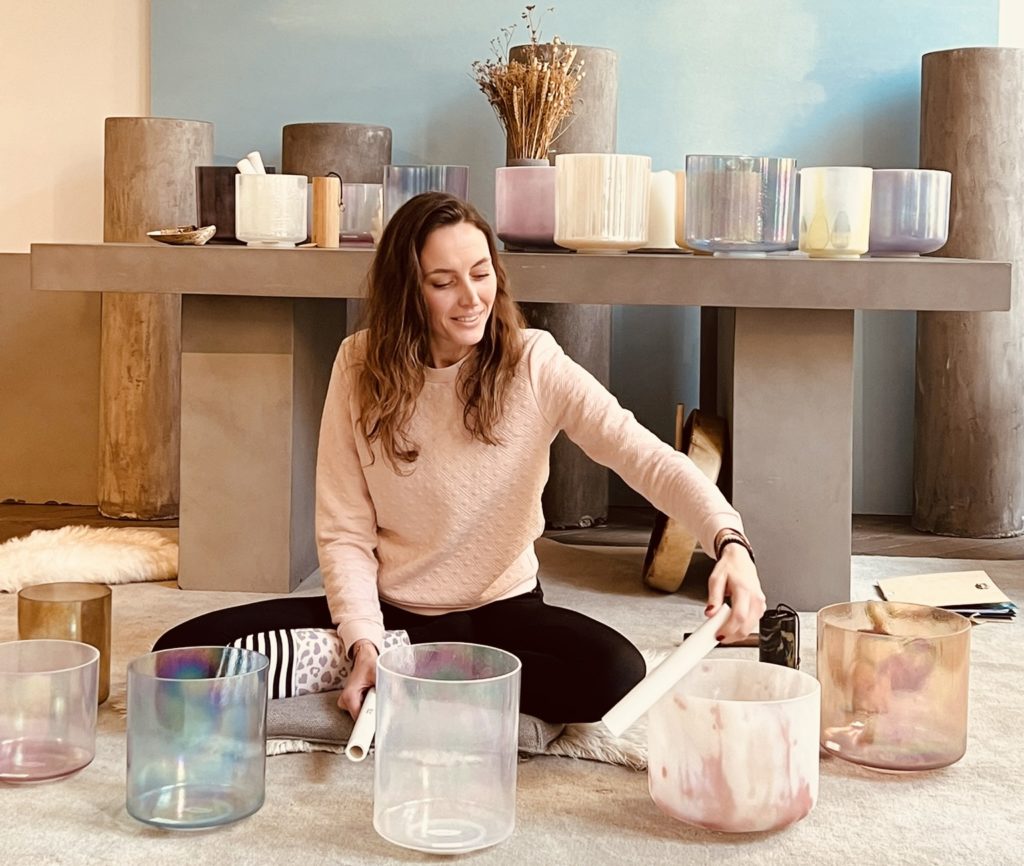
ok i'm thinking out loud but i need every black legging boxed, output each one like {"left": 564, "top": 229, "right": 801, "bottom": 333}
{"left": 153, "top": 583, "right": 645, "bottom": 723}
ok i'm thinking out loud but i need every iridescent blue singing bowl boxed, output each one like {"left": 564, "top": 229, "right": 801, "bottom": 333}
{"left": 126, "top": 646, "right": 269, "bottom": 829}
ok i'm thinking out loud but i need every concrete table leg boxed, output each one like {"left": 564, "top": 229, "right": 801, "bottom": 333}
{"left": 719, "top": 307, "right": 855, "bottom": 611}
{"left": 179, "top": 295, "right": 346, "bottom": 593}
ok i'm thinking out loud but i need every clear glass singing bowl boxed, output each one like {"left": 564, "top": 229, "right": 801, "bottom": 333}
{"left": 683, "top": 155, "right": 797, "bottom": 256}
{"left": 817, "top": 601, "right": 971, "bottom": 772}
{"left": 0, "top": 639, "right": 100, "bottom": 783}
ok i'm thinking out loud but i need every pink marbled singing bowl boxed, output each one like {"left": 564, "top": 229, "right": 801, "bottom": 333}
{"left": 647, "top": 658, "right": 820, "bottom": 833}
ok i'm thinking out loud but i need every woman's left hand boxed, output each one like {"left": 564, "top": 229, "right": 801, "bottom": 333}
{"left": 705, "top": 545, "right": 767, "bottom": 642}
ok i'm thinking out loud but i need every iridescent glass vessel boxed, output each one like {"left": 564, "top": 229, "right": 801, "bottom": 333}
{"left": 684, "top": 155, "right": 797, "bottom": 256}
{"left": 817, "top": 601, "right": 970, "bottom": 771}
{"left": 126, "top": 646, "right": 269, "bottom": 828}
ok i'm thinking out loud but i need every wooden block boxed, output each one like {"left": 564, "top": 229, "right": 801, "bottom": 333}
{"left": 312, "top": 176, "right": 341, "bottom": 249}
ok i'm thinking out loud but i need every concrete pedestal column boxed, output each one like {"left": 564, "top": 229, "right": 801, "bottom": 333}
{"left": 521, "top": 304, "right": 611, "bottom": 528}
{"left": 915, "top": 48, "right": 1024, "bottom": 537}
{"left": 508, "top": 45, "right": 618, "bottom": 528}
{"left": 101, "top": 117, "right": 213, "bottom": 518}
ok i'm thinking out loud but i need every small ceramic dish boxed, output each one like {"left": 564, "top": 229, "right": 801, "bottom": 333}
{"left": 146, "top": 225, "right": 217, "bottom": 246}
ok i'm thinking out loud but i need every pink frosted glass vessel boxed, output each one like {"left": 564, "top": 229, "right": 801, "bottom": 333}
{"left": 647, "top": 659, "right": 820, "bottom": 833}
{"left": 495, "top": 166, "right": 557, "bottom": 250}
{"left": 0, "top": 639, "right": 99, "bottom": 783}
{"left": 818, "top": 601, "right": 970, "bottom": 772}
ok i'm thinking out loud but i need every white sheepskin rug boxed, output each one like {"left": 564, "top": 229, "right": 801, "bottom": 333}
{"left": 0, "top": 525, "right": 178, "bottom": 593}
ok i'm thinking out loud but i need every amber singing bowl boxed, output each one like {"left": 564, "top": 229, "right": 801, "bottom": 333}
{"left": 817, "top": 601, "right": 971, "bottom": 771}
{"left": 18, "top": 582, "right": 112, "bottom": 704}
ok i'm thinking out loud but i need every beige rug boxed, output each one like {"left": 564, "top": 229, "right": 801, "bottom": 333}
{"left": 0, "top": 539, "right": 1020, "bottom": 865}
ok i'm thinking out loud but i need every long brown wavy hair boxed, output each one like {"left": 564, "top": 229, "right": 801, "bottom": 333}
{"left": 356, "top": 192, "right": 526, "bottom": 470}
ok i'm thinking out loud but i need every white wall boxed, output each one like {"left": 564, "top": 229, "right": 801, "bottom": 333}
{"left": 0, "top": 0, "right": 150, "bottom": 252}
{"left": 0, "top": 0, "right": 149, "bottom": 504}
{"left": 1000, "top": 1, "right": 1024, "bottom": 46}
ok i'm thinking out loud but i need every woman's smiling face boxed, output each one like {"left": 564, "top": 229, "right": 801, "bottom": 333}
{"left": 419, "top": 221, "right": 497, "bottom": 368}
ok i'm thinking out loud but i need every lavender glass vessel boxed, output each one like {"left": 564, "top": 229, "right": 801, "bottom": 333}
{"left": 495, "top": 165, "right": 557, "bottom": 250}
{"left": 868, "top": 169, "right": 951, "bottom": 256}
{"left": 817, "top": 601, "right": 970, "bottom": 771}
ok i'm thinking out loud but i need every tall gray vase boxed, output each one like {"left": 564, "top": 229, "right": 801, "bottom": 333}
{"left": 507, "top": 45, "right": 618, "bottom": 529}
{"left": 914, "top": 48, "right": 1024, "bottom": 537}
{"left": 282, "top": 122, "right": 392, "bottom": 334}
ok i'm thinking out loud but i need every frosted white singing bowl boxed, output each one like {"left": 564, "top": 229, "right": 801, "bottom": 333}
{"left": 235, "top": 174, "right": 308, "bottom": 247}
{"left": 554, "top": 153, "right": 651, "bottom": 252}
{"left": 868, "top": 169, "right": 951, "bottom": 256}
{"left": 647, "top": 658, "right": 820, "bottom": 833}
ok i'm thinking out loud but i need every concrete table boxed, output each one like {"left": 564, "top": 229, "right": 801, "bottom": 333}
{"left": 32, "top": 244, "right": 1011, "bottom": 608}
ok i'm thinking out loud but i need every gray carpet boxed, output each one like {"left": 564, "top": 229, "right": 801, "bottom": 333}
{"left": 0, "top": 539, "right": 1020, "bottom": 865}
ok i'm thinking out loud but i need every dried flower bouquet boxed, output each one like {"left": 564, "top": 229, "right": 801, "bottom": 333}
{"left": 471, "top": 5, "right": 585, "bottom": 162}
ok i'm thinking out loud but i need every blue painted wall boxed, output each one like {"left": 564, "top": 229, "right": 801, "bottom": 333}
{"left": 152, "top": 0, "right": 999, "bottom": 514}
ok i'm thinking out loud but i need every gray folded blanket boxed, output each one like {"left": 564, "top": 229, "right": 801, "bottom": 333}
{"left": 265, "top": 690, "right": 566, "bottom": 755}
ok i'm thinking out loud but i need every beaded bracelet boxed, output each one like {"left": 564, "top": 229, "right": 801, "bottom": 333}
{"left": 715, "top": 531, "right": 756, "bottom": 564}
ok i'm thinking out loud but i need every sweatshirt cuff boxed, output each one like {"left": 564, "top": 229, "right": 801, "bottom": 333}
{"left": 698, "top": 513, "right": 746, "bottom": 561}
{"left": 338, "top": 621, "right": 385, "bottom": 658}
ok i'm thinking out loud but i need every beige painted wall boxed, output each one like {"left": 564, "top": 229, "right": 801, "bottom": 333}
{"left": 1000, "top": 1, "right": 1024, "bottom": 47}
{"left": 0, "top": 1, "right": 149, "bottom": 504}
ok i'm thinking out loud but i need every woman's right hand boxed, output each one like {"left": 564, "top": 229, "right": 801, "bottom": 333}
{"left": 339, "top": 639, "right": 378, "bottom": 719}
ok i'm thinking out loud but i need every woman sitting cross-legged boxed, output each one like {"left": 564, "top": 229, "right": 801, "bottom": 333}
{"left": 154, "top": 191, "right": 766, "bottom": 723}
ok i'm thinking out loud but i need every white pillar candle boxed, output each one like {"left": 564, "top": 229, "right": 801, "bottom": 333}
{"left": 644, "top": 170, "right": 679, "bottom": 249}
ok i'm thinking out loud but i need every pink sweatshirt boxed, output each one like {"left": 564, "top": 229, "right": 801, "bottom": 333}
{"left": 316, "top": 328, "right": 744, "bottom": 653}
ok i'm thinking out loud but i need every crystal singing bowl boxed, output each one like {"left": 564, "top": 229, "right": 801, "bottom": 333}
{"left": 684, "top": 155, "right": 797, "bottom": 255}
{"left": 235, "top": 174, "right": 308, "bottom": 247}
{"left": 495, "top": 165, "right": 557, "bottom": 249}
{"left": 868, "top": 169, "right": 951, "bottom": 256}
{"left": 647, "top": 659, "right": 820, "bottom": 833}
{"left": 340, "top": 182, "right": 383, "bottom": 244}
{"left": 817, "top": 601, "right": 971, "bottom": 772}
{"left": 374, "top": 643, "right": 521, "bottom": 854}
{"left": 798, "top": 166, "right": 873, "bottom": 258}
{"left": 0, "top": 639, "right": 99, "bottom": 783}
{"left": 126, "top": 646, "right": 269, "bottom": 829}
{"left": 554, "top": 153, "right": 651, "bottom": 252}
{"left": 383, "top": 165, "right": 470, "bottom": 225}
